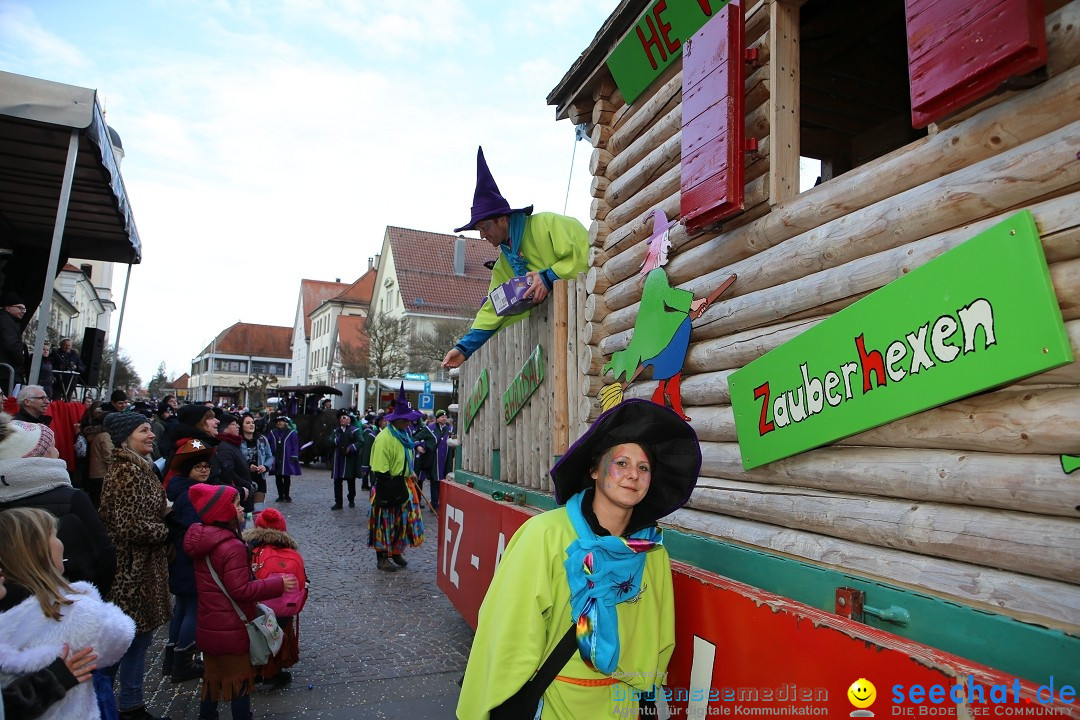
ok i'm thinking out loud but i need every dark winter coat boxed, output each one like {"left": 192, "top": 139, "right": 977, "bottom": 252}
{"left": 329, "top": 424, "right": 363, "bottom": 480}
{"left": 0, "top": 457, "right": 116, "bottom": 595}
{"left": 0, "top": 309, "right": 25, "bottom": 387}
{"left": 269, "top": 427, "right": 301, "bottom": 476}
{"left": 358, "top": 425, "right": 377, "bottom": 474}
{"left": 215, "top": 432, "right": 255, "bottom": 511}
{"left": 412, "top": 424, "right": 437, "bottom": 474}
{"left": 184, "top": 523, "right": 285, "bottom": 655}
{"left": 165, "top": 473, "right": 201, "bottom": 596}
{"left": 13, "top": 407, "right": 52, "bottom": 426}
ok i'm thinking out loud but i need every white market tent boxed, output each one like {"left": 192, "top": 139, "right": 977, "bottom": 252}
{"left": 0, "top": 70, "right": 143, "bottom": 392}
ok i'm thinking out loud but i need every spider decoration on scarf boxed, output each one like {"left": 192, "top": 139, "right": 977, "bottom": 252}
{"left": 613, "top": 575, "right": 637, "bottom": 597}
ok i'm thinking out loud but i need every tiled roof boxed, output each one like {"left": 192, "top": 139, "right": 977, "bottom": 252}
{"left": 171, "top": 373, "right": 190, "bottom": 389}
{"left": 337, "top": 314, "right": 368, "bottom": 351}
{"left": 299, "top": 279, "right": 349, "bottom": 337}
{"left": 386, "top": 227, "right": 498, "bottom": 316}
{"left": 333, "top": 269, "right": 376, "bottom": 305}
{"left": 199, "top": 322, "right": 292, "bottom": 358}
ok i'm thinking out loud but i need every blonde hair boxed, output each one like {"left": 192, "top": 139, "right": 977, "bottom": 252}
{"left": 0, "top": 508, "right": 75, "bottom": 620}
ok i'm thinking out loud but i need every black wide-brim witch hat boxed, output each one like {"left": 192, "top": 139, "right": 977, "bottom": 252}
{"left": 550, "top": 399, "right": 701, "bottom": 524}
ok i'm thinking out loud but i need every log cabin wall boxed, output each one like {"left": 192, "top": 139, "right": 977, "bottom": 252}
{"left": 547, "top": 0, "right": 1080, "bottom": 632}
{"left": 456, "top": 279, "right": 588, "bottom": 493}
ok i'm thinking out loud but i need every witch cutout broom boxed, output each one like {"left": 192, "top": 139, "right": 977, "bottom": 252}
{"left": 599, "top": 209, "right": 736, "bottom": 421}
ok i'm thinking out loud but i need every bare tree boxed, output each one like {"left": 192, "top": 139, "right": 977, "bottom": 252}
{"left": 409, "top": 316, "right": 475, "bottom": 372}
{"left": 238, "top": 372, "right": 279, "bottom": 409}
{"left": 343, "top": 312, "right": 411, "bottom": 380}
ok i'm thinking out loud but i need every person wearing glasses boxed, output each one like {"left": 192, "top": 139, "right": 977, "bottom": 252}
{"left": 0, "top": 291, "right": 28, "bottom": 390}
{"left": 15, "top": 384, "right": 53, "bottom": 426}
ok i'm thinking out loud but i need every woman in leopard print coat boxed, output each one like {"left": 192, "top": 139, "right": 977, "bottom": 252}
{"left": 99, "top": 413, "right": 173, "bottom": 720}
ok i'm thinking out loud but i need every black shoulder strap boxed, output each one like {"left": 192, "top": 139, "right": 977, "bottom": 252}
{"left": 529, "top": 623, "right": 578, "bottom": 694}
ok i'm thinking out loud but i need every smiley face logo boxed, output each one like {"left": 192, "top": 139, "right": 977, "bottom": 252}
{"left": 848, "top": 678, "right": 877, "bottom": 709}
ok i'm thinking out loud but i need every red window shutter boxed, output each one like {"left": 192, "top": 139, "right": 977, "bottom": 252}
{"left": 906, "top": 0, "right": 1047, "bottom": 128}
{"left": 680, "top": 0, "right": 745, "bottom": 234}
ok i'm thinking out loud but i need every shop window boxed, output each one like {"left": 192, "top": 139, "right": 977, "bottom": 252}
{"left": 798, "top": 0, "right": 926, "bottom": 185}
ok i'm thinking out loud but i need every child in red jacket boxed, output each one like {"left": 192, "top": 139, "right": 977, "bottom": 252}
{"left": 244, "top": 507, "right": 308, "bottom": 688}
{"left": 184, "top": 484, "right": 297, "bottom": 720}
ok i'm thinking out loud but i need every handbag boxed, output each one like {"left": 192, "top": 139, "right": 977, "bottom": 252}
{"left": 204, "top": 556, "right": 284, "bottom": 666}
{"left": 74, "top": 433, "right": 88, "bottom": 458}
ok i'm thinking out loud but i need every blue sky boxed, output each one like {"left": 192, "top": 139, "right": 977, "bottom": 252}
{"left": 0, "top": 0, "right": 617, "bottom": 382}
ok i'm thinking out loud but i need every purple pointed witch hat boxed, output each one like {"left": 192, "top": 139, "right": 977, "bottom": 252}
{"left": 384, "top": 382, "right": 423, "bottom": 422}
{"left": 454, "top": 146, "right": 533, "bottom": 233}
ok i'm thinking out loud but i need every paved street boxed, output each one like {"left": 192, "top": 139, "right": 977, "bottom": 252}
{"left": 143, "top": 466, "right": 473, "bottom": 719}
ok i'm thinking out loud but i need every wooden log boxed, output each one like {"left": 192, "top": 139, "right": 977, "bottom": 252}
{"left": 567, "top": 100, "right": 591, "bottom": 126}
{"left": 608, "top": 66, "right": 682, "bottom": 156}
{"left": 584, "top": 291, "right": 611, "bottom": 324}
{"left": 588, "top": 246, "right": 611, "bottom": 269}
{"left": 606, "top": 106, "right": 682, "bottom": 183}
{"left": 603, "top": 220, "right": 705, "bottom": 283}
{"left": 575, "top": 276, "right": 588, "bottom": 439}
{"left": 697, "top": 441, "right": 1080, "bottom": 519}
{"left": 592, "top": 98, "right": 616, "bottom": 128}
{"left": 745, "top": 0, "right": 769, "bottom": 45}
{"left": 580, "top": 372, "right": 606, "bottom": 398}
{"left": 590, "top": 175, "right": 610, "bottom": 199}
{"left": 589, "top": 147, "right": 614, "bottom": 177}
{"left": 590, "top": 122, "right": 613, "bottom": 149}
{"left": 596, "top": 64, "right": 1080, "bottom": 312}
{"left": 769, "top": 0, "right": 800, "bottom": 205}
{"left": 601, "top": 120, "right": 1080, "bottom": 330}
{"left": 685, "top": 317, "right": 825, "bottom": 373}
{"left": 744, "top": 58, "right": 770, "bottom": 113}
{"left": 603, "top": 164, "right": 681, "bottom": 231}
{"left": 665, "top": 507, "right": 1080, "bottom": 631}
{"left": 745, "top": 99, "right": 770, "bottom": 141}
{"left": 566, "top": 279, "right": 579, "bottom": 448}
{"left": 745, "top": 132, "right": 771, "bottom": 184}
{"left": 585, "top": 266, "right": 612, "bottom": 295}
{"left": 579, "top": 343, "right": 606, "bottom": 377}
{"left": 1021, "top": 319, "right": 1080, "bottom": 385}
{"left": 841, "top": 387, "right": 1080, "bottom": 456}
{"left": 605, "top": 128, "right": 681, "bottom": 211}
{"left": 685, "top": 193, "right": 1080, "bottom": 343}
{"left": 624, "top": 368, "right": 736, "bottom": 406}
{"left": 602, "top": 191, "right": 681, "bottom": 255}
{"left": 590, "top": 197, "right": 609, "bottom": 222}
{"left": 552, "top": 281, "right": 569, "bottom": 457}
{"left": 686, "top": 480, "right": 1080, "bottom": 583}
{"left": 582, "top": 321, "right": 608, "bottom": 348}
{"left": 589, "top": 218, "right": 610, "bottom": 247}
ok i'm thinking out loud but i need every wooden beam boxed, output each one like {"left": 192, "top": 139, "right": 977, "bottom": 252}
{"left": 769, "top": 0, "right": 800, "bottom": 205}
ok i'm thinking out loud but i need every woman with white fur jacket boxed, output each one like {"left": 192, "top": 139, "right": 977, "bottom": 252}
{"left": 0, "top": 507, "right": 135, "bottom": 720}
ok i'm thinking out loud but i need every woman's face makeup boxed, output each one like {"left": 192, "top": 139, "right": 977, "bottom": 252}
{"left": 242, "top": 416, "right": 255, "bottom": 434}
{"left": 592, "top": 442, "right": 651, "bottom": 510}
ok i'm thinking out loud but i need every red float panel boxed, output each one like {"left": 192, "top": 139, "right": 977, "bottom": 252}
{"left": 906, "top": 0, "right": 1047, "bottom": 128}
{"left": 681, "top": 0, "right": 745, "bottom": 234}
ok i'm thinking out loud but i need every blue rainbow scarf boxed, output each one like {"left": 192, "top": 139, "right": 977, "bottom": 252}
{"left": 388, "top": 425, "right": 415, "bottom": 474}
{"left": 563, "top": 491, "right": 662, "bottom": 674}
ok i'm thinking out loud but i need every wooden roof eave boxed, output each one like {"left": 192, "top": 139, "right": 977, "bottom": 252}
{"left": 547, "top": 0, "right": 650, "bottom": 121}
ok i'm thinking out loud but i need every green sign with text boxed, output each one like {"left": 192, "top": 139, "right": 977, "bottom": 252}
{"left": 606, "top": 0, "right": 731, "bottom": 104}
{"left": 729, "top": 211, "right": 1073, "bottom": 469}
{"left": 464, "top": 368, "right": 489, "bottom": 434}
{"left": 503, "top": 345, "right": 545, "bottom": 425}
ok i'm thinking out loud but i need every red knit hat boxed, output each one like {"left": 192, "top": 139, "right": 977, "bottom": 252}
{"left": 188, "top": 483, "right": 239, "bottom": 526}
{"left": 255, "top": 507, "right": 287, "bottom": 531}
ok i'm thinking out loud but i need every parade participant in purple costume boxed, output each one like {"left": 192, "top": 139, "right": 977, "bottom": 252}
{"left": 427, "top": 410, "right": 454, "bottom": 511}
{"left": 267, "top": 415, "right": 300, "bottom": 503}
{"left": 328, "top": 410, "right": 362, "bottom": 510}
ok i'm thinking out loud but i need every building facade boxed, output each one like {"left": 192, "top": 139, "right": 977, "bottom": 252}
{"left": 189, "top": 322, "right": 292, "bottom": 406}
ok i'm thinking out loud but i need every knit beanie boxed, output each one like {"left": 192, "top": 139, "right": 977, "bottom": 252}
{"left": 178, "top": 405, "right": 212, "bottom": 427}
{"left": 188, "top": 483, "right": 239, "bottom": 526}
{"left": 217, "top": 413, "right": 239, "bottom": 432}
{"left": 255, "top": 507, "right": 287, "bottom": 532}
{"left": 103, "top": 411, "right": 148, "bottom": 447}
{"left": 0, "top": 415, "right": 55, "bottom": 459}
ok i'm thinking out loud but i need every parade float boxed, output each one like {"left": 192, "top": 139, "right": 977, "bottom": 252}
{"left": 439, "top": 0, "right": 1080, "bottom": 716}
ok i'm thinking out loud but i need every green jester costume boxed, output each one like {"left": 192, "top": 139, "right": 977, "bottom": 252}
{"left": 457, "top": 400, "right": 702, "bottom": 719}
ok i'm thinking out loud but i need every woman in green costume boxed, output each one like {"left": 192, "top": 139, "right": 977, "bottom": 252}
{"left": 457, "top": 399, "right": 701, "bottom": 719}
